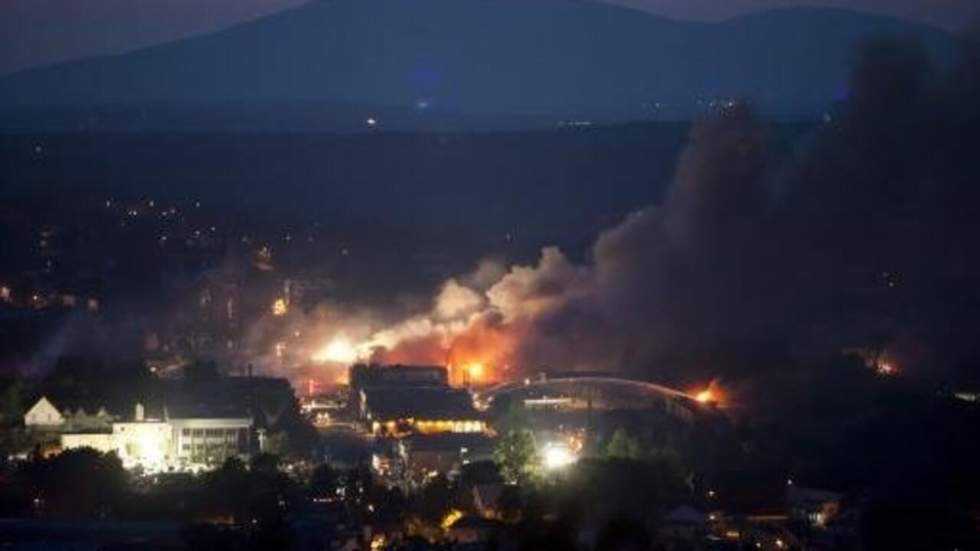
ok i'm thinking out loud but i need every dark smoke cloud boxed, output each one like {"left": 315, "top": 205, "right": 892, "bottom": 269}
{"left": 483, "top": 34, "right": 980, "bottom": 385}
{"left": 511, "top": 107, "right": 776, "bottom": 377}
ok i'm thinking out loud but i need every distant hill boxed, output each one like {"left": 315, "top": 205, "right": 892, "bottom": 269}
{"left": 0, "top": 1, "right": 955, "bottom": 129}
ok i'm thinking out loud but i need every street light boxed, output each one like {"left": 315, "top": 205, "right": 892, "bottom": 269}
{"left": 543, "top": 443, "right": 575, "bottom": 470}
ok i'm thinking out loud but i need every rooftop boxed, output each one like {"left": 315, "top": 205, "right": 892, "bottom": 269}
{"left": 364, "top": 386, "right": 478, "bottom": 420}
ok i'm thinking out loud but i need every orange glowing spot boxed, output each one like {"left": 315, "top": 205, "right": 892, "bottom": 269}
{"left": 467, "top": 362, "right": 484, "bottom": 380}
{"left": 692, "top": 380, "right": 724, "bottom": 405}
{"left": 876, "top": 362, "right": 897, "bottom": 376}
{"left": 312, "top": 336, "right": 358, "bottom": 364}
{"left": 271, "top": 297, "right": 288, "bottom": 316}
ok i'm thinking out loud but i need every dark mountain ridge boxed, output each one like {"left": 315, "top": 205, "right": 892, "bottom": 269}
{"left": 0, "top": 1, "right": 956, "bottom": 129}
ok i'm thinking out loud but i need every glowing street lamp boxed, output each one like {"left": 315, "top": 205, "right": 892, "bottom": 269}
{"left": 542, "top": 443, "right": 576, "bottom": 470}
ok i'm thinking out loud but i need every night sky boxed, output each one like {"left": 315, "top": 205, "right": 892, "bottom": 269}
{"left": 1, "top": 0, "right": 976, "bottom": 75}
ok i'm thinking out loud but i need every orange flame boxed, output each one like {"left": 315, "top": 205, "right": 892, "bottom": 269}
{"left": 370, "top": 315, "right": 522, "bottom": 386}
{"left": 691, "top": 379, "right": 725, "bottom": 406}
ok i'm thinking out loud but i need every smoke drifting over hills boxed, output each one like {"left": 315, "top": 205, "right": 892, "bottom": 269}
{"left": 363, "top": 35, "right": 980, "bottom": 385}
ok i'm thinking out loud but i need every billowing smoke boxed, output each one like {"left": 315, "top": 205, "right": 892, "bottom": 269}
{"left": 360, "top": 33, "right": 980, "bottom": 387}
{"left": 364, "top": 105, "right": 781, "bottom": 383}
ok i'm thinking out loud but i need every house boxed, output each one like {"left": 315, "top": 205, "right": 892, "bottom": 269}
{"left": 23, "top": 395, "right": 117, "bottom": 433}
{"left": 65, "top": 406, "right": 115, "bottom": 432}
{"left": 23, "top": 396, "right": 65, "bottom": 429}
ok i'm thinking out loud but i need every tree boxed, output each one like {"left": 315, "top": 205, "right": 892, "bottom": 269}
{"left": 250, "top": 452, "right": 280, "bottom": 474}
{"left": 413, "top": 474, "right": 456, "bottom": 525}
{"left": 493, "top": 430, "right": 540, "bottom": 486}
{"left": 604, "top": 428, "right": 644, "bottom": 461}
{"left": 556, "top": 457, "right": 687, "bottom": 529}
{"left": 594, "top": 514, "right": 652, "bottom": 551}
{"left": 205, "top": 457, "right": 249, "bottom": 518}
{"left": 342, "top": 464, "right": 375, "bottom": 507}
{"left": 17, "top": 448, "right": 129, "bottom": 517}
{"left": 261, "top": 431, "right": 290, "bottom": 457}
{"left": 493, "top": 396, "right": 530, "bottom": 435}
{"left": 308, "top": 463, "right": 338, "bottom": 498}
{"left": 0, "top": 379, "right": 29, "bottom": 428}
{"left": 648, "top": 446, "right": 687, "bottom": 487}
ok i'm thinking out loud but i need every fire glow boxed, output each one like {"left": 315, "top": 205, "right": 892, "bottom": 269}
{"left": 259, "top": 255, "right": 565, "bottom": 387}
{"left": 311, "top": 336, "right": 360, "bottom": 364}
{"left": 691, "top": 379, "right": 725, "bottom": 406}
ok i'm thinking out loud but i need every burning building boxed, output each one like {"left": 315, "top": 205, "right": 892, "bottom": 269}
{"left": 349, "top": 363, "right": 486, "bottom": 437}
{"left": 350, "top": 363, "right": 447, "bottom": 394}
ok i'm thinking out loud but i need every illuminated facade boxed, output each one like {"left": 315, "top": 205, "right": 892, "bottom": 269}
{"left": 113, "top": 421, "right": 172, "bottom": 471}
{"left": 60, "top": 432, "right": 115, "bottom": 454}
{"left": 60, "top": 407, "right": 252, "bottom": 472}
{"left": 170, "top": 418, "right": 252, "bottom": 467}
{"left": 370, "top": 418, "right": 486, "bottom": 437}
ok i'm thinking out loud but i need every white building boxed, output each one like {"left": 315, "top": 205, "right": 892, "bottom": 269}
{"left": 170, "top": 417, "right": 253, "bottom": 469}
{"left": 24, "top": 397, "right": 65, "bottom": 428}
{"left": 59, "top": 402, "right": 253, "bottom": 472}
{"left": 113, "top": 420, "right": 173, "bottom": 471}
{"left": 60, "top": 432, "right": 115, "bottom": 454}
{"left": 23, "top": 396, "right": 116, "bottom": 432}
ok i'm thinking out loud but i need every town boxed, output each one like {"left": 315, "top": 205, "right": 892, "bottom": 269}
{"left": 3, "top": 1, "right": 980, "bottom": 549}
{"left": 2, "top": 328, "right": 978, "bottom": 551}
{"left": 0, "top": 358, "right": 877, "bottom": 550}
